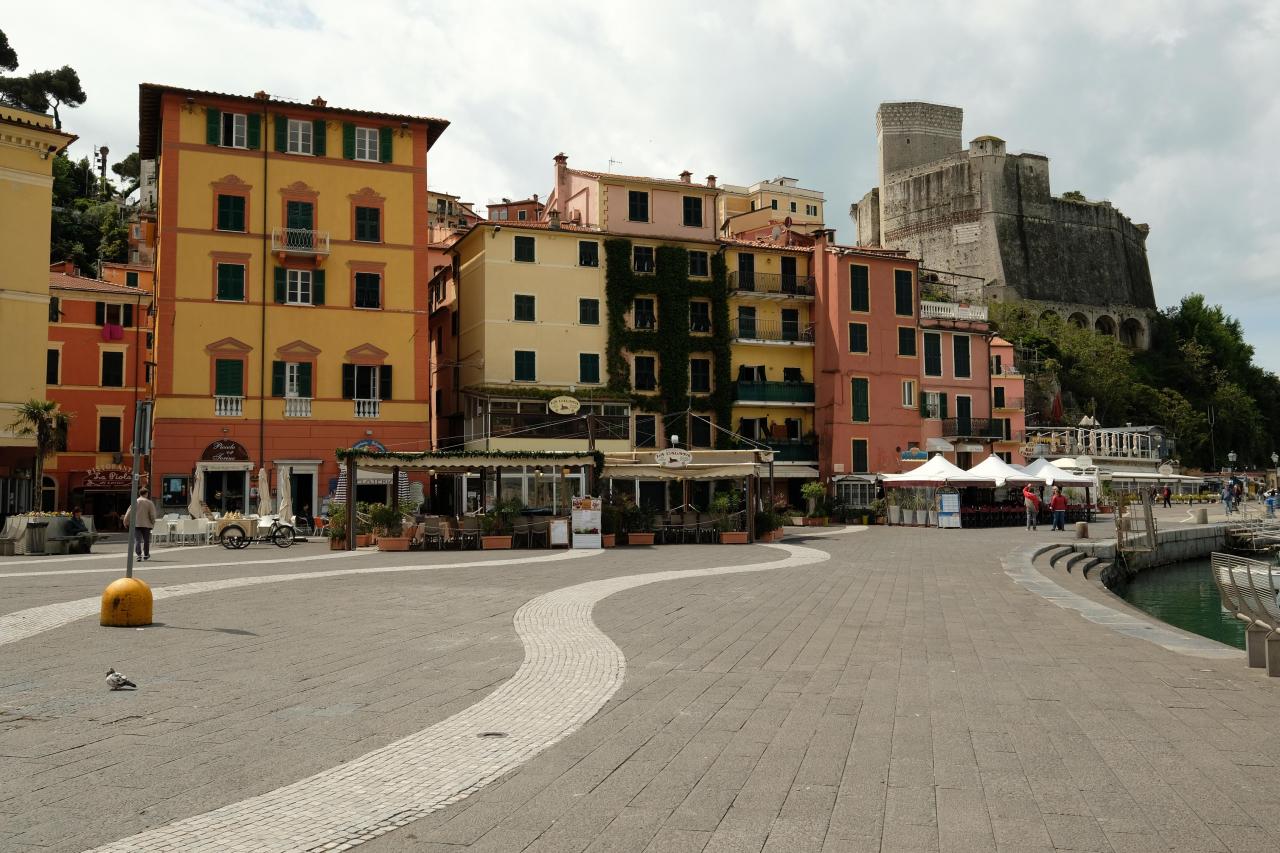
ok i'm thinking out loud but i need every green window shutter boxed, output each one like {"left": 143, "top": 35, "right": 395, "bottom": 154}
{"left": 206, "top": 108, "right": 220, "bottom": 145}
{"left": 379, "top": 127, "right": 392, "bottom": 163}
{"left": 298, "top": 362, "right": 312, "bottom": 398}
{"left": 215, "top": 359, "right": 243, "bottom": 396}
{"left": 274, "top": 114, "right": 288, "bottom": 152}
{"left": 246, "top": 114, "right": 260, "bottom": 149}
{"left": 312, "top": 119, "right": 326, "bottom": 156}
{"left": 341, "top": 364, "right": 355, "bottom": 399}
{"left": 274, "top": 267, "right": 286, "bottom": 303}
{"left": 940, "top": 393, "right": 949, "bottom": 419}
{"left": 850, "top": 265, "right": 869, "bottom": 312}
{"left": 271, "top": 361, "right": 285, "bottom": 397}
{"left": 95, "top": 302, "right": 105, "bottom": 325}
{"left": 379, "top": 365, "right": 393, "bottom": 400}
{"left": 852, "top": 378, "right": 869, "bottom": 422}
{"left": 919, "top": 393, "right": 929, "bottom": 417}
{"left": 342, "top": 122, "right": 355, "bottom": 159}
{"left": 312, "top": 269, "right": 325, "bottom": 305}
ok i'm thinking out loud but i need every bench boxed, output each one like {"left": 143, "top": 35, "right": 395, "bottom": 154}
{"left": 1211, "top": 552, "right": 1280, "bottom": 676}
{"left": 45, "top": 516, "right": 106, "bottom": 555}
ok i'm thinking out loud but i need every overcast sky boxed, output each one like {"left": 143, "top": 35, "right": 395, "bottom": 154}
{"left": 6, "top": 1, "right": 1277, "bottom": 368}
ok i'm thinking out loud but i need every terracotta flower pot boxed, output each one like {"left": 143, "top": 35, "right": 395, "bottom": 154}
{"left": 720, "top": 531, "right": 749, "bottom": 544}
{"left": 625, "top": 532, "right": 655, "bottom": 546}
{"left": 761, "top": 529, "right": 784, "bottom": 542}
{"left": 803, "top": 517, "right": 828, "bottom": 527}
{"left": 377, "top": 536, "right": 411, "bottom": 552}
{"left": 601, "top": 533, "right": 616, "bottom": 548}
{"left": 329, "top": 538, "right": 347, "bottom": 551}
{"left": 482, "top": 535, "right": 513, "bottom": 550}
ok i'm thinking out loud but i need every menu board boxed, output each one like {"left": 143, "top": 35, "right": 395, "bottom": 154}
{"left": 571, "top": 496, "right": 602, "bottom": 549}
{"left": 938, "top": 493, "right": 961, "bottom": 528}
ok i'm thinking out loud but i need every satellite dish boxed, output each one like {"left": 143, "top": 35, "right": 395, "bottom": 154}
{"left": 1075, "top": 455, "right": 1093, "bottom": 469}
{"left": 784, "top": 215, "right": 793, "bottom": 228}
{"left": 1158, "top": 463, "right": 1173, "bottom": 476}
{"left": 770, "top": 226, "right": 782, "bottom": 239}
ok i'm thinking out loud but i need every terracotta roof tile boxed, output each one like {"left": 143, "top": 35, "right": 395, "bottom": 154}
{"left": 49, "top": 272, "right": 153, "bottom": 297}
{"left": 566, "top": 168, "right": 718, "bottom": 190}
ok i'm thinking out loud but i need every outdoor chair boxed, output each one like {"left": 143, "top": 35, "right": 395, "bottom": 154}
{"left": 511, "top": 519, "right": 532, "bottom": 549}
{"left": 459, "top": 517, "right": 482, "bottom": 549}
{"left": 415, "top": 519, "right": 444, "bottom": 550}
{"left": 529, "top": 518, "right": 550, "bottom": 548}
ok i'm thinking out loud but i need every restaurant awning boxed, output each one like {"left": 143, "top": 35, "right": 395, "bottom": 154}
{"left": 337, "top": 450, "right": 600, "bottom": 473}
{"left": 966, "top": 454, "right": 1045, "bottom": 487}
{"left": 755, "top": 465, "right": 819, "bottom": 480}
{"left": 1020, "top": 458, "right": 1095, "bottom": 487}
{"left": 925, "top": 438, "right": 954, "bottom": 452}
{"left": 882, "top": 454, "right": 997, "bottom": 487}
{"left": 602, "top": 449, "right": 770, "bottom": 482}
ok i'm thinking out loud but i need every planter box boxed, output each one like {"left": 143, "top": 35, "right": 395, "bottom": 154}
{"left": 328, "top": 538, "right": 347, "bottom": 551}
{"left": 791, "top": 516, "right": 805, "bottom": 526}
{"left": 601, "top": 533, "right": 616, "bottom": 548}
{"left": 915, "top": 510, "right": 928, "bottom": 526}
{"left": 803, "top": 517, "right": 828, "bottom": 527}
{"left": 356, "top": 534, "right": 373, "bottom": 547}
{"left": 625, "top": 532, "right": 655, "bottom": 546}
{"left": 720, "top": 531, "right": 749, "bottom": 544}
{"left": 887, "top": 507, "right": 902, "bottom": 525}
{"left": 760, "top": 529, "right": 784, "bottom": 542}
{"left": 378, "top": 536, "right": 411, "bottom": 552}
{"left": 482, "top": 535, "right": 513, "bottom": 550}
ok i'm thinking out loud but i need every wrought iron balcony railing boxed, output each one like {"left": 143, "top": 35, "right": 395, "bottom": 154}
{"left": 940, "top": 417, "right": 1004, "bottom": 439}
{"left": 271, "top": 227, "right": 331, "bottom": 256}
{"left": 733, "top": 381, "right": 815, "bottom": 404}
{"left": 729, "top": 271, "right": 815, "bottom": 297}
{"left": 732, "top": 318, "right": 815, "bottom": 343}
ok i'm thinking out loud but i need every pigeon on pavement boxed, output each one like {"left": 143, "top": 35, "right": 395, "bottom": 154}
{"left": 106, "top": 668, "right": 137, "bottom": 690}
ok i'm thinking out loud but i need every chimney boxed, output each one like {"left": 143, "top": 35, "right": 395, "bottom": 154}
{"left": 253, "top": 90, "right": 269, "bottom": 100}
{"left": 553, "top": 152, "right": 569, "bottom": 222}
{"left": 548, "top": 209, "right": 561, "bottom": 230}
{"left": 679, "top": 170, "right": 692, "bottom": 184}
{"left": 532, "top": 193, "right": 539, "bottom": 204}
{"left": 706, "top": 175, "right": 717, "bottom": 188}
{"left": 310, "top": 96, "right": 327, "bottom": 108}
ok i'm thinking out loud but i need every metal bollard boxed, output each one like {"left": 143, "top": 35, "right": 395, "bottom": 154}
{"left": 1075, "top": 521, "right": 1088, "bottom": 539}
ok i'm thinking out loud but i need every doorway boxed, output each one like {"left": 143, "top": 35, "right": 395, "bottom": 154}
{"left": 737, "top": 253, "right": 755, "bottom": 291}
{"left": 955, "top": 395, "right": 972, "bottom": 436}
{"left": 780, "top": 256, "right": 797, "bottom": 293}
{"left": 204, "top": 469, "right": 248, "bottom": 514}
{"left": 289, "top": 470, "right": 315, "bottom": 520}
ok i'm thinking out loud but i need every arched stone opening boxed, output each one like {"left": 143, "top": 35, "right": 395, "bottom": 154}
{"left": 1119, "top": 317, "right": 1145, "bottom": 348}
{"left": 1068, "top": 312, "right": 1088, "bottom": 329}
{"left": 1094, "top": 315, "right": 1116, "bottom": 337}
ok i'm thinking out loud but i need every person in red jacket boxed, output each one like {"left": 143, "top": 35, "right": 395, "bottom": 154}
{"left": 1022, "top": 485, "right": 1042, "bottom": 531}
{"left": 1049, "top": 485, "right": 1069, "bottom": 531}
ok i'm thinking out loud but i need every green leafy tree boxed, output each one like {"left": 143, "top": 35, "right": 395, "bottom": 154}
{"left": 9, "top": 400, "right": 72, "bottom": 505}
{"left": 0, "top": 30, "right": 17, "bottom": 72}
{"left": 111, "top": 152, "right": 141, "bottom": 198}
{"left": 0, "top": 31, "right": 86, "bottom": 129}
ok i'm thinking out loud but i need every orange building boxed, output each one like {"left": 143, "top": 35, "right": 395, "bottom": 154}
{"left": 45, "top": 264, "right": 154, "bottom": 523}
{"left": 99, "top": 260, "right": 155, "bottom": 292}
{"left": 140, "top": 84, "right": 448, "bottom": 516}
{"left": 486, "top": 194, "right": 544, "bottom": 222}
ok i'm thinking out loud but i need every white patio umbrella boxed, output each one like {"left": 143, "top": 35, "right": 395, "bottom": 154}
{"left": 965, "top": 454, "right": 1045, "bottom": 487}
{"left": 257, "top": 467, "right": 271, "bottom": 516}
{"left": 188, "top": 468, "right": 205, "bottom": 518}
{"left": 276, "top": 466, "right": 293, "bottom": 523}
{"left": 396, "top": 470, "right": 411, "bottom": 509}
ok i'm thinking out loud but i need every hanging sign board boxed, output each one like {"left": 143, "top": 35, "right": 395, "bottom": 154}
{"left": 83, "top": 466, "right": 133, "bottom": 490}
{"left": 549, "top": 396, "right": 581, "bottom": 415}
{"left": 655, "top": 448, "right": 693, "bottom": 468}
{"left": 201, "top": 440, "right": 249, "bottom": 462}
{"left": 571, "top": 496, "right": 602, "bottom": 549}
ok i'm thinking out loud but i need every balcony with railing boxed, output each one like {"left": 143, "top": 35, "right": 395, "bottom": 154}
{"left": 283, "top": 397, "right": 312, "bottom": 418}
{"left": 214, "top": 395, "right": 243, "bottom": 417}
{"left": 490, "top": 412, "right": 630, "bottom": 441}
{"left": 733, "top": 381, "right": 815, "bottom": 404}
{"left": 354, "top": 398, "right": 381, "bottom": 418}
{"left": 940, "top": 417, "right": 1004, "bottom": 439}
{"left": 765, "top": 439, "right": 819, "bottom": 462}
{"left": 732, "top": 318, "right": 814, "bottom": 344}
{"left": 919, "top": 301, "right": 989, "bottom": 322}
{"left": 992, "top": 397, "right": 1024, "bottom": 411}
{"left": 271, "top": 227, "right": 331, "bottom": 256}
{"left": 729, "top": 271, "right": 815, "bottom": 298}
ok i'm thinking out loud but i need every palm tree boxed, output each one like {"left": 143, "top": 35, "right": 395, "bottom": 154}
{"left": 9, "top": 400, "right": 71, "bottom": 511}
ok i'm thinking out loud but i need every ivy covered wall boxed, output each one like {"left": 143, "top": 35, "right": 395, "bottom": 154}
{"left": 604, "top": 238, "right": 733, "bottom": 446}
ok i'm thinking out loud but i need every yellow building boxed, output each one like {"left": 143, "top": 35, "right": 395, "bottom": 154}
{"left": 139, "top": 84, "right": 448, "bottom": 515}
{"left": 0, "top": 105, "right": 75, "bottom": 516}
{"left": 723, "top": 240, "right": 818, "bottom": 500}
{"left": 717, "top": 176, "right": 824, "bottom": 240}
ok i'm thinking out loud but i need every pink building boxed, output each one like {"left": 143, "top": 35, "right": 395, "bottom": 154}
{"left": 916, "top": 304, "right": 999, "bottom": 469}
{"left": 990, "top": 336, "right": 1027, "bottom": 464}
{"left": 812, "top": 231, "right": 923, "bottom": 479}
{"left": 487, "top": 195, "right": 545, "bottom": 223}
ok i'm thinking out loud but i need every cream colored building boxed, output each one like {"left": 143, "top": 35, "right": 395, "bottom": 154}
{"left": 0, "top": 105, "right": 75, "bottom": 516}
{"left": 717, "top": 176, "right": 824, "bottom": 240}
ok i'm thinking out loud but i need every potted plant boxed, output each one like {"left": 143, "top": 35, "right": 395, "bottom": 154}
{"left": 755, "top": 506, "right": 784, "bottom": 542}
{"left": 371, "top": 503, "right": 411, "bottom": 551}
{"left": 926, "top": 494, "right": 938, "bottom": 527}
{"left": 481, "top": 498, "right": 521, "bottom": 549}
{"left": 711, "top": 492, "right": 748, "bottom": 544}
{"left": 886, "top": 492, "right": 902, "bottom": 525}
{"left": 915, "top": 492, "right": 930, "bottom": 526}
{"left": 326, "top": 504, "right": 348, "bottom": 550}
{"left": 353, "top": 501, "right": 375, "bottom": 547}
{"left": 623, "top": 502, "right": 654, "bottom": 545}
{"left": 801, "top": 481, "right": 828, "bottom": 526}
{"left": 870, "top": 497, "right": 886, "bottom": 525}
{"left": 601, "top": 498, "right": 623, "bottom": 548}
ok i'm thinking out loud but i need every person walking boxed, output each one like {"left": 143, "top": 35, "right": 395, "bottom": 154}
{"left": 1221, "top": 483, "right": 1234, "bottom": 516}
{"left": 123, "top": 487, "right": 157, "bottom": 561}
{"left": 1022, "top": 484, "right": 1042, "bottom": 531}
{"left": 1162, "top": 486, "right": 1171, "bottom": 508}
{"left": 1049, "top": 486, "right": 1068, "bottom": 531}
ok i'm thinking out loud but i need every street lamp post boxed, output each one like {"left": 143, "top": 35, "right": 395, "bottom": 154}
{"left": 1271, "top": 452, "right": 1278, "bottom": 490}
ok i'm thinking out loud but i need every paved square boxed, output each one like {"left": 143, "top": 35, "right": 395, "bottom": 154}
{"left": 2, "top": 527, "right": 1279, "bottom": 852}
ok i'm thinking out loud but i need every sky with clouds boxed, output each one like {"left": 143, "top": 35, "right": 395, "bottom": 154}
{"left": 6, "top": 1, "right": 1277, "bottom": 368}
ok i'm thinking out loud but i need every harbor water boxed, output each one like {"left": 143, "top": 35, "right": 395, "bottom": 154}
{"left": 1119, "top": 556, "right": 1246, "bottom": 649}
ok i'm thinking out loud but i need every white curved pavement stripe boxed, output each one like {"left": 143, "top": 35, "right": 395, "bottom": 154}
{"left": 0, "top": 550, "right": 596, "bottom": 649}
{"left": 784, "top": 524, "right": 866, "bottom": 537}
{"left": 0, "top": 546, "right": 380, "bottom": 580}
{"left": 0, "top": 544, "right": 218, "bottom": 568}
{"left": 83, "top": 542, "right": 833, "bottom": 853}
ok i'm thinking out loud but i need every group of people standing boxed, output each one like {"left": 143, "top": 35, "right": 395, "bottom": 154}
{"left": 1022, "top": 485, "right": 1071, "bottom": 532}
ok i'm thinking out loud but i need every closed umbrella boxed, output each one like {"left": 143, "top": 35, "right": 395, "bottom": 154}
{"left": 276, "top": 467, "right": 293, "bottom": 523}
{"left": 397, "top": 470, "right": 411, "bottom": 509}
{"left": 188, "top": 468, "right": 205, "bottom": 518}
{"left": 334, "top": 466, "right": 348, "bottom": 504}
{"left": 257, "top": 467, "right": 271, "bottom": 516}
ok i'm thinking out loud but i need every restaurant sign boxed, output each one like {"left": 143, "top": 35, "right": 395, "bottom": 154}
{"left": 548, "top": 395, "right": 581, "bottom": 415}
{"left": 201, "top": 439, "right": 250, "bottom": 462}
{"left": 83, "top": 466, "right": 133, "bottom": 490}
{"left": 655, "top": 448, "right": 693, "bottom": 468}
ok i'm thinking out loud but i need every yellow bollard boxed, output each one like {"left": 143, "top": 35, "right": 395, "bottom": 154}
{"left": 100, "top": 577, "right": 153, "bottom": 627}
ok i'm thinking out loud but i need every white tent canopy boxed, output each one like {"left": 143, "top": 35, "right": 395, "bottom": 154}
{"left": 1021, "top": 458, "right": 1095, "bottom": 487}
{"left": 966, "top": 454, "right": 1045, "bottom": 487}
{"left": 882, "top": 454, "right": 997, "bottom": 487}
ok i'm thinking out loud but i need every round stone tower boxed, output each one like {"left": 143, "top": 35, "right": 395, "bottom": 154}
{"left": 876, "top": 102, "right": 964, "bottom": 182}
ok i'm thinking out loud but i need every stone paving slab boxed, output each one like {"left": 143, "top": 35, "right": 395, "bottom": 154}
{"left": 4, "top": 528, "right": 1280, "bottom": 851}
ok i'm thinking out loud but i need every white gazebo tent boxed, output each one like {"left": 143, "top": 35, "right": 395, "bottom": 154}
{"left": 966, "top": 454, "right": 1046, "bottom": 487}
{"left": 1021, "top": 458, "right": 1095, "bottom": 488}
{"left": 882, "top": 454, "right": 998, "bottom": 487}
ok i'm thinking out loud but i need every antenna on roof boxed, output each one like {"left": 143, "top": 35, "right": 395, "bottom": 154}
{"left": 607, "top": 157, "right": 622, "bottom": 172}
